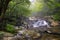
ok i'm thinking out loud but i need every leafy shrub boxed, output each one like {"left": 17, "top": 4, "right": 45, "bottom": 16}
{"left": 53, "top": 14, "right": 60, "bottom": 21}
{"left": 6, "top": 24, "right": 16, "bottom": 33}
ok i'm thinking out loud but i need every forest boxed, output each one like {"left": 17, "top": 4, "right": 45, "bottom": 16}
{"left": 0, "top": 0, "right": 60, "bottom": 40}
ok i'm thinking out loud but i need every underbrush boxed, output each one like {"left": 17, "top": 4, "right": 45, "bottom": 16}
{"left": 5, "top": 24, "right": 17, "bottom": 34}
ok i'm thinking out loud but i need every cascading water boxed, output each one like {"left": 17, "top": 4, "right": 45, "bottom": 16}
{"left": 32, "top": 19, "right": 51, "bottom": 31}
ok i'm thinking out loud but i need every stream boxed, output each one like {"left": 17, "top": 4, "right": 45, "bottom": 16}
{"left": 12, "top": 17, "right": 60, "bottom": 40}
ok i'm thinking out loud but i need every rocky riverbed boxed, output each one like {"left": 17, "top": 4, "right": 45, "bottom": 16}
{"left": 0, "top": 17, "right": 60, "bottom": 40}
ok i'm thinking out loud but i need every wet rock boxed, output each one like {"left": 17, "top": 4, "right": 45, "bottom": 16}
{"left": 41, "top": 33, "right": 60, "bottom": 40}
{"left": 11, "top": 29, "right": 41, "bottom": 40}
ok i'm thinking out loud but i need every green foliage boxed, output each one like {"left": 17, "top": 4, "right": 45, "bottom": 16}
{"left": 29, "top": 0, "right": 44, "bottom": 12}
{"left": 5, "top": 0, "right": 31, "bottom": 26}
{"left": 6, "top": 24, "right": 16, "bottom": 33}
{"left": 53, "top": 14, "right": 60, "bottom": 21}
{"left": 0, "top": 0, "right": 11, "bottom": 30}
{"left": 0, "top": 0, "right": 30, "bottom": 30}
{"left": 5, "top": 0, "right": 30, "bottom": 25}
{"left": 6, "top": 0, "right": 30, "bottom": 16}
{"left": 44, "top": 0, "right": 60, "bottom": 21}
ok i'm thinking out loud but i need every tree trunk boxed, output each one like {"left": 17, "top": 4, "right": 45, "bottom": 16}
{"left": 0, "top": 0, "right": 11, "bottom": 30}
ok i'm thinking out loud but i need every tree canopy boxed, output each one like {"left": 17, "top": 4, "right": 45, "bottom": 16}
{"left": 0, "top": 0, "right": 31, "bottom": 30}
{"left": 44, "top": 0, "right": 60, "bottom": 21}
